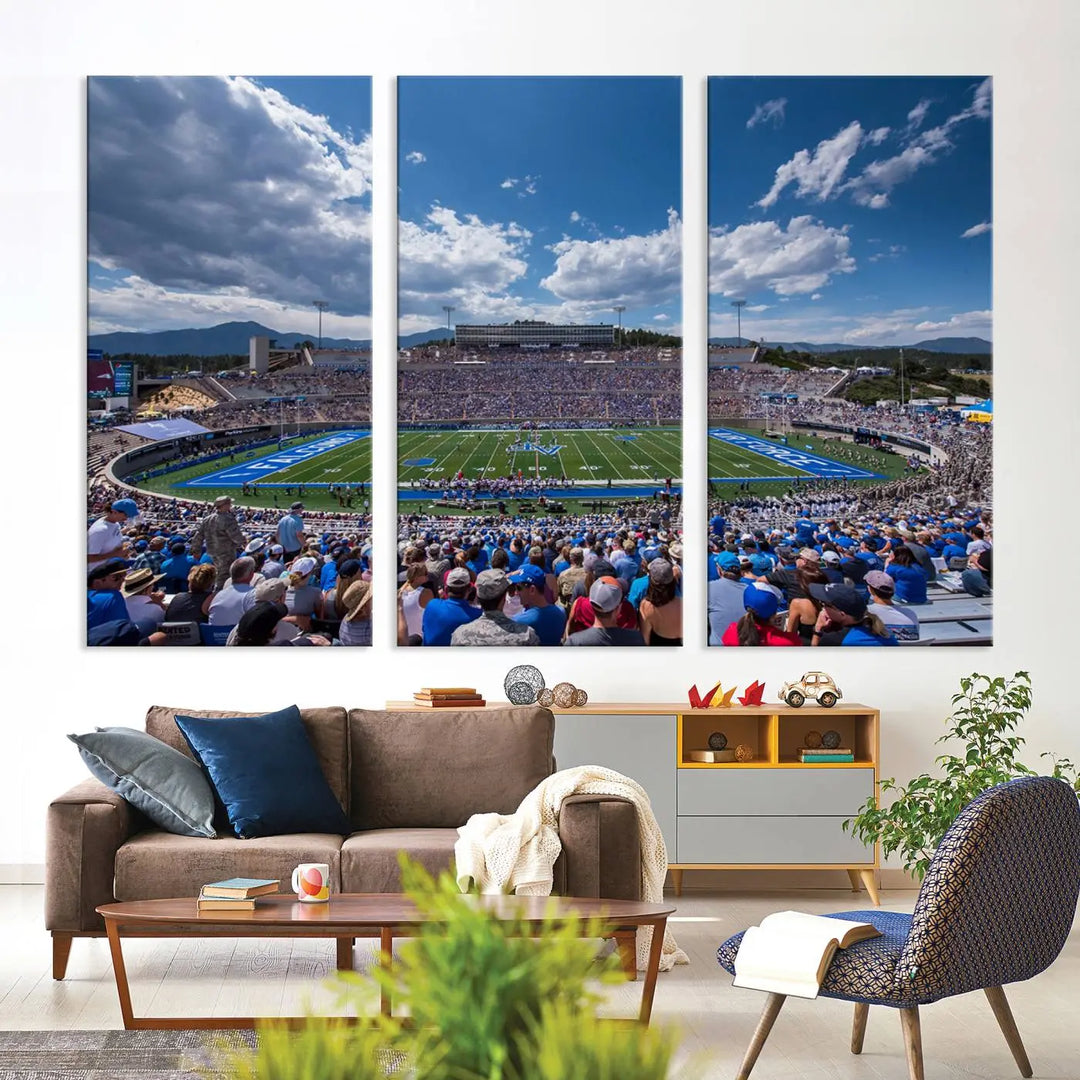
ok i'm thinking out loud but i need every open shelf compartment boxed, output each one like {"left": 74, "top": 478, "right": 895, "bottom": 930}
{"left": 777, "top": 711, "right": 876, "bottom": 765}
{"left": 678, "top": 711, "right": 776, "bottom": 766}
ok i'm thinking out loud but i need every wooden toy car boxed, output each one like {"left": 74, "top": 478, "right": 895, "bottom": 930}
{"left": 779, "top": 671, "right": 842, "bottom": 708}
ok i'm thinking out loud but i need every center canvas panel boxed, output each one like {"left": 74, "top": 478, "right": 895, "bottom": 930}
{"left": 87, "top": 77, "right": 373, "bottom": 647}
{"left": 397, "top": 77, "right": 683, "bottom": 647}
{"left": 706, "top": 76, "right": 992, "bottom": 648}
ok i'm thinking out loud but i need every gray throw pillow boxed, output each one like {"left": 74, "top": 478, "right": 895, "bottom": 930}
{"left": 68, "top": 726, "right": 217, "bottom": 838}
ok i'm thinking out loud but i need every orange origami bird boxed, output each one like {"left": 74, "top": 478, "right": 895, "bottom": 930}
{"left": 709, "top": 683, "right": 737, "bottom": 708}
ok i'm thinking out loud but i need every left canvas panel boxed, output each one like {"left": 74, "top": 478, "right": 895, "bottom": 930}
{"left": 87, "top": 76, "right": 374, "bottom": 647}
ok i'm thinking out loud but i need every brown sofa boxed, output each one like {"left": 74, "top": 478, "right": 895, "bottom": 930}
{"left": 46, "top": 704, "right": 641, "bottom": 979}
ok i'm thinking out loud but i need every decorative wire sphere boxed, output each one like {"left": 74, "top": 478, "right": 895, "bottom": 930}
{"left": 572, "top": 687, "right": 589, "bottom": 707}
{"left": 537, "top": 688, "right": 555, "bottom": 708}
{"left": 735, "top": 744, "right": 755, "bottom": 762}
{"left": 804, "top": 730, "right": 823, "bottom": 749}
{"left": 821, "top": 730, "right": 842, "bottom": 749}
{"left": 503, "top": 665, "right": 545, "bottom": 706}
{"left": 552, "top": 682, "right": 577, "bottom": 709}
{"left": 707, "top": 731, "right": 728, "bottom": 751}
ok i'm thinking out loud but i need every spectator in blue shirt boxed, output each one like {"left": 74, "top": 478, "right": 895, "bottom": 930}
{"left": 421, "top": 566, "right": 480, "bottom": 645}
{"left": 87, "top": 559, "right": 132, "bottom": 631}
{"left": 507, "top": 564, "right": 566, "bottom": 645}
{"left": 884, "top": 545, "right": 928, "bottom": 605}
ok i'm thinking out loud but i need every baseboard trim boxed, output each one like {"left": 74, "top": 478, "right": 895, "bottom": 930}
{"left": 667, "top": 867, "right": 919, "bottom": 892}
{"left": 0, "top": 864, "right": 44, "bottom": 884}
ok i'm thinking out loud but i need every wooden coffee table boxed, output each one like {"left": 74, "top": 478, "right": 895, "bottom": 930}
{"left": 96, "top": 893, "right": 675, "bottom": 1030}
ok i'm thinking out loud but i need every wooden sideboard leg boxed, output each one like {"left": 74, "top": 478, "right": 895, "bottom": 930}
{"left": 846, "top": 869, "right": 862, "bottom": 893}
{"left": 52, "top": 932, "right": 74, "bottom": 981}
{"left": 670, "top": 868, "right": 683, "bottom": 897}
{"left": 858, "top": 869, "right": 880, "bottom": 906}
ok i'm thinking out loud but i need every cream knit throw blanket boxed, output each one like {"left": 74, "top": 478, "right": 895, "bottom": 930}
{"left": 454, "top": 765, "right": 688, "bottom": 972}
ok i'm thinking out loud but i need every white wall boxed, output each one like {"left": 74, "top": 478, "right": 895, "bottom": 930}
{"left": 2, "top": 1, "right": 1078, "bottom": 879}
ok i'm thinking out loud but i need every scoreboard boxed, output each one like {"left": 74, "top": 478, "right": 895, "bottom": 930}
{"left": 112, "top": 362, "right": 134, "bottom": 396}
{"left": 87, "top": 350, "right": 135, "bottom": 400}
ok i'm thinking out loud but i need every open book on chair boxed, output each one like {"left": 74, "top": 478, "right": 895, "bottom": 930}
{"left": 732, "top": 910, "right": 881, "bottom": 999}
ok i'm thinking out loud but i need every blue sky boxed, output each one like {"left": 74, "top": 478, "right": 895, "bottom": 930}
{"left": 398, "top": 77, "right": 681, "bottom": 336}
{"left": 88, "top": 76, "right": 372, "bottom": 339}
{"left": 708, "top": 76, "right": 991, "bottom": 346}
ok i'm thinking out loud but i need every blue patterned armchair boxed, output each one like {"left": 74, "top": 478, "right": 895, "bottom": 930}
{"left": 718, "top": 776, "right": 1080, "bottom": 1080}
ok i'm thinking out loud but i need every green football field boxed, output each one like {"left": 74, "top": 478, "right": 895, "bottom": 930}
{"left": 398, "top": 427, "right": 682, "bottom": 483}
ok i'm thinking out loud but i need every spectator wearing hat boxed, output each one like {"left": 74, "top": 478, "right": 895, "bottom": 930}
{"left": 325, "top": 558, "right": 364, "bottom": 621}
{"left": 261, "top": 544, "right": 286, "bottom": 580}
{"left": 961, "top": 546, "right": 992, "bottom": 598}
{"left": 450, "top": 570, "right": 540, "bottom": 646}
{"left": 507, "top": 564, "right": 566, "bottom": 646}
{"left": 121, "top": 568, "right": 167, "bottom": 632}
{"left": 398, "top": 562, "right": 435, "bottom": 645}
{"left": 208, "top": 556, "right": 258, "bottom": 626}
{"left": 226, "top": 580, "right": 301, "bottom": 645}
{"left": 88, "top": 499, "right": 138, "bottom": 570}
{"left": 864, "top": 570, "right": 920, "bottom": 641}
{"left": 760, "top": 546, "right": 820, "bottom": 603}
{"left": 720, "top": 584, "right": 800, "bottom": 647}
{"left": 564, "top": 559, "right": 637, "bottom": 637}
{"left": 820, "top": 548, "right": 845, "bottom": 584}
{"left": 883, "top": 544, "right": 928, "bottom": 605}
{"left": 339, "top": 580, "right": 373, "bottom": 646}
{"left": 639, "top": 559, "right": 682, "bottom": 646}
{"left": 130, "top": 536, "right": 167, "bottom": 576}
{"left": 707, "top": 552, "right": 749, "bottom": 646}
{"left": 422, "top": 566, "right": 480, "bottom": 646}
{"left": 557, "top": 548, "right": 587, "bottom": 608}
{"left": 808, "top": 583, "right": 899, "bottom": 646}
{"left": 277, "top": 501, "right": 306, "bottom": 562}
{"left": 425, "top": 542, "right": 451, "bottom": 582}
{"left": 855, "top": 536, "right": 885, "bottom": 572}
{"left": 164, "top": 563, "right": 215, "bottom": 624}
{"left": 231, "top": 601, "right": 328, "bottom": 647}
{"left": 160, "top": 541, "right": 195, "bottom": 594}
{"left": 87, "top": 559, "right": 131, "bottom": 631}
{"left": 191, "top": 495, "right": 247, "bottom": 591}
{"left": 564, "top": 577, "right": 645, "bottom": 646}
{"left": 284, "top": 555, "right": 323, "bottom": 628}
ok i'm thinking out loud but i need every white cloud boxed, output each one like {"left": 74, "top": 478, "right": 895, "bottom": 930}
{"left": 746, "top": 97, "right": 787, "bottom": 129}
{"left": 87, "top": 76, "right": 373, "bottom": 324}
{"left": 810, "top": 293, "right": 822, "bottom": 300}
{"left": 539, "top": 208, "right": 682, "bottom": 310}
{"left": 961, "top": 221, "right": 992, "bottom": 238}
{"left": 905, "top": 99, "right": 932, "bottom": 132}
{"left": 913, "top": 309, "right": 992, "bottom": 334}
{"left": 757, "top": 121, "right": 863, "bottom": 209}
{"left": 500, "top": 178, "right": 517, "bottom": 189}
{"left": 747, "top": 304, "right": 770, "bottom": 313}
{"left": 653, "top": 313, "right": 669, "bottom": 321}
{"left": 864, "top": 126, "right": 890, "bottom": 146}
{"left": 569, "top": 210, "right": 581, "bottom": 222}
{"left": 405, "top": 150, "right": 426, "bottom": 164}
{"left": 709, "top": 215, "right": 856, "bottom": 298}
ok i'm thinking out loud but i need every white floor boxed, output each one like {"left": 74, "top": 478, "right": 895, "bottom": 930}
{"left": 2, "top": 884, "right": 1078, "bottom": 1078}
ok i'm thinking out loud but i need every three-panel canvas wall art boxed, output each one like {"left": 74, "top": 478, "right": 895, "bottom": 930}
{"left": 86, "top": 76, "right": 992, "bottom": 648}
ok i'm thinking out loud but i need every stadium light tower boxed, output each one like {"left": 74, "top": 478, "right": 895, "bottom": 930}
{"left": 731, "top": 299, "right": 747, "bottom": 346}
{"left": 613, "top": 305, "right": 626, "bottom": 349}
{"left": 442, "top": 305, "right": 455, "bottom": 338}
{"left": 312, "top": 300, "right": 330, "bottom": 350}
{"left": 898, "top": 347, "right": 905, "bottom": 408}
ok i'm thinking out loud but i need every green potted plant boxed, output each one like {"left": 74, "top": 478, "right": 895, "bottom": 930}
{"left": 845, "top": 671, "right": 1079, "bottom": 880}
{"left": 218, "top": 856, "right": 689, "bottom": 1079}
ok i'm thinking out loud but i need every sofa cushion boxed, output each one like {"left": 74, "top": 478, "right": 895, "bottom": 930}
{"left": 341, "top": 828, "right": 458, "bottom": 892}
{"left": 175, "top": 706, "right": 351, "bottom": 839}
{"left": 67, "top": 726, "right": 216, "bottom": 838}
{"left": 114, "top": 831, "right": 344, "bottom": 901}
{"left": 348, "top": 706, "right": 554, "bottom": 829}
{"left": 146, "top": 705, "right": 350, "bottom": 813}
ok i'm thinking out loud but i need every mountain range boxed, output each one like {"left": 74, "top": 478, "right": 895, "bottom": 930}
{"left": 707, "top": 336, "right": 992, "bottom": 355}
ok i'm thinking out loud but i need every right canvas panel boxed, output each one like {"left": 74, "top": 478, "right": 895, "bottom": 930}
{"left": 707, "top": 76, "right": 992, "bottom": 648}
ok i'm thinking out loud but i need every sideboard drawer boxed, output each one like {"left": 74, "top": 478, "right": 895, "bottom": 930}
{"left": 677, "top": 815, "right": 873, "bottom": 865}
{"left": 677, "top": 768, "right": 873, "bottom": 817}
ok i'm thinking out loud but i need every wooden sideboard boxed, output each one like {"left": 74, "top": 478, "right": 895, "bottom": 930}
{"left": 386, "top": 701, "right": 880, "bottom": 903}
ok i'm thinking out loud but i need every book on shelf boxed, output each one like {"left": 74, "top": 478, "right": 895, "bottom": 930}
{"left": 732, "top": 910, "right": 881, "bottom": 999}
{"left": 200, "top": 877, "right": 280, "bottom": 899}
{"left": 688, "top": 749, "right": 737, "bottom": 763}
{"left": 797, "top": 752, "right": 854, "bottom": 762}
{"left": 412, "top": 697, "right": 487, "bottom": 708}
{"left": 197, "top": 888, "right": 257, "bottom": 911}
{"left": 799, "top": 747, "right": 853, "bottom": 756}
{"left": 417, "top": 687, "right": 478, "bottom": 696}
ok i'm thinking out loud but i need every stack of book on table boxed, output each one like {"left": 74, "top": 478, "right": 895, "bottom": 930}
{"left": 412, "top": 687, "right": 486, "bottom": 708}
{"left": 798, "top": 747, "right": 854, "bottom": 763}
{"left": 197, "top": 877, "right": 280, "bottom": 911}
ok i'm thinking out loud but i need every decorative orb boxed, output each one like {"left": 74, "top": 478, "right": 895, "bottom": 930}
{"left": 503, "top": 665, "right": 545, "bottom": 705}
{"left": 537, "top": 688, "right": 555, "bottom": 708}
{"left": 735, "top": 744, "right": 755, "bottom": 762}
{"left": 572, "top": 687, "right": 589, "bottom": 707}
{"left": 707, "top": 731, "right": 728, "bottom": 751}
{"left": 804, "top": 730, "right": 823, "bottom": 749}
{"left": 822, "top": 730, "right": 842, "bottom": 749}
{"left": 552, "top": 681, "right": 577, "bottom": 709}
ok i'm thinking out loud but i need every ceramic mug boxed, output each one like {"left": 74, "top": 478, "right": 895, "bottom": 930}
{"left": 291, "top": 862, "right": 330, "bottom": 902}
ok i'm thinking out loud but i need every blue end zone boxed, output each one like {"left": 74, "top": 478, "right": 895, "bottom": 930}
{"left": 708, "top": 427, "right": 881, "bottom": 481}
{"left": 180, "top": 431, "right": 370, "bottom": 488}
{"left": 615, "top": 435, "right": 638, "bottom": 441}
{"left": 402, "top": 457, "right": 436, "bottom": 467}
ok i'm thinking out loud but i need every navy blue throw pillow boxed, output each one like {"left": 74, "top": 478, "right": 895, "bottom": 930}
{"left": 174, "top": 705, "right": 350, "bottom": 839}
